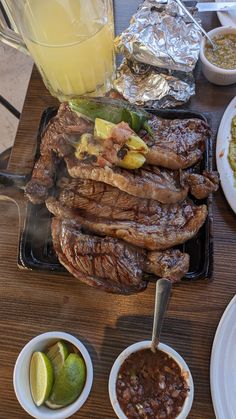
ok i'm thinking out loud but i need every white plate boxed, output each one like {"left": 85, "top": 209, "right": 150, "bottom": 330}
{"left": 216, "top": 0, "right": 236, "bottom": 27}
{"left": 210, "top": 294, "right": 236, "bottom": 419}
{"left": 216, "top": 96, "right": 236, "bottom": 213}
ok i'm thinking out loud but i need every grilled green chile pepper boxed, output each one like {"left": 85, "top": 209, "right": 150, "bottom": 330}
{"left": 69, "top": 97, "right": 153, "bottom": 135}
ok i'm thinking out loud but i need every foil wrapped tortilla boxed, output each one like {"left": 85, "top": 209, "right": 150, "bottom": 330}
{"left": 114, "top": 0, "right": 201, "bottom": 108}
{"left": 114, "top": 60, "right": 195, "bottom": 109}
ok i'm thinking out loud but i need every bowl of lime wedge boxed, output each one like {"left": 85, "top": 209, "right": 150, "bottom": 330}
{"left": 13, "top": 331, "right": 93, "bottom": 419}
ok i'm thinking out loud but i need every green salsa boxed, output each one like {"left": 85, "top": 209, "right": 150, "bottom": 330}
{"left": 205, "top": 34, "right": 236, "bottom": 70}
{"left": 228, "top": 115, "right": 236, "bottom": 184}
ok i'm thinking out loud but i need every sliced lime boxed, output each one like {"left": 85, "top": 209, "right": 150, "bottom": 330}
{"left": 45, "top": 400, "right": 63, "bottom": 410}
{"left": 46, "top": 341, "right": 69, "bottom": 376}
{"left": 48, "top": 353, "right": 86, "bottom": 407}
{"left": 30, "top": 351, "right": 53, "bottom": 407}
{"left": 94, "top": 118, "right": 115, "bottom": 139}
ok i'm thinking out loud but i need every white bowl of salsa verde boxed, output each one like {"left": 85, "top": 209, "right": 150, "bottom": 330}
{"left": 200, "top": 26, "right": 236, "bottom": 86}
{"left": 109, "top": 341, "right": 194, "bottom": 419}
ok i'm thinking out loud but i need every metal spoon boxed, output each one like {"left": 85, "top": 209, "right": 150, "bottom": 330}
{"left": 151, "top": 278, "right": 172, "bottom": 353}
{"left": 175, "top": 0, "right": 216, "bottom": 50}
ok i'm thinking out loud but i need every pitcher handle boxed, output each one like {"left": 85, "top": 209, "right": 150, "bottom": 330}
{"left": 0, "top": 2, "right": 29, "bottom": 55}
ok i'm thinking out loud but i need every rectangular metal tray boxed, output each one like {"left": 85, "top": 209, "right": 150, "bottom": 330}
{"left": 18, "top": 107, "right": 214, "bottom": 281}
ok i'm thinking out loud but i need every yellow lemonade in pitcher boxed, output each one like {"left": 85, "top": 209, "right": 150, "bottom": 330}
{"left": 22, "top": 0, "right": 115, "bottom": 100}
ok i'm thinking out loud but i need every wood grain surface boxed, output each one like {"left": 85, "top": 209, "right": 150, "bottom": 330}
{"left": 0, "top": 1, "right": 236, "bottom": 418}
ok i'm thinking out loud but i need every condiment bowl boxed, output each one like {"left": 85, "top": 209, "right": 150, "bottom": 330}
{"left": 13, "top": 331, "right": 93, "bottom": 419}
{"left": 200, "top": 26, "right": 236, "bottom": 85}
{"left": 109, "top": 340, "right": 194, "bottom": 419}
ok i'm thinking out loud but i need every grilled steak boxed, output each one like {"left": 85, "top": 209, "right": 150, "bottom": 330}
{"left": 185, "top": 170, "right": 219, "bottom": 199}
{"left": 66, "top": 160, "right": 218, "bottom": 203}
{"left": 46, "top": 179, "right": 208, "bottom": 250}
{"left": 25, "top": 103, "right": 217, "bottom": 205}
{"left": 66, "top": 157, "right": 188, "bottom": 203}
{"left": 25, "top": 103, "right": 93, "bottom": 204}
{"left": 142, "top": 116, "right": 211, "bottom": 169}
{"left": 51, "top": 218, "right": 190, "bottom": 294}
{"left": 145, "top": 250, "right": 190, "bottom": 282}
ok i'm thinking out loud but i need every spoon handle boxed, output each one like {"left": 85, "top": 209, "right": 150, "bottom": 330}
{"left": 151, "top": 278, "right": 172, "bottom": 352}
{"left": 175, "top": 0, "right": 215, "bottom": 49}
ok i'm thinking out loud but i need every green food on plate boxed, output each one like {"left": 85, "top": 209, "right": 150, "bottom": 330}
{"left": 228, "top": 115, "right": 236, "bottom": 181}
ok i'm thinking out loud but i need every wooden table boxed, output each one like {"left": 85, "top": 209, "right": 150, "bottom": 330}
{"left": 0, "top": 2, "right": 236, "bottom": 418}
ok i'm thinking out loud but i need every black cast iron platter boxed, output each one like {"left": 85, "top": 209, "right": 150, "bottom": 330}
{"left": 18, "top": 107, "right": 214, "bottom": 281}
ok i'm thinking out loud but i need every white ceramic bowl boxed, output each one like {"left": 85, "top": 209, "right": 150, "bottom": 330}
{"left": 13, "top": 331, "right": 93, "bottom": 419}
{"left": 200, "top": 26, "right": 236, "bottom": 85}
{"left": 109, "top": 340, "right": 194, "bottom": 419}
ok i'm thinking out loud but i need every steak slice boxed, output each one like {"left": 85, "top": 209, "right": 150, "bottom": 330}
{"left": 46, "top": 179, "right": 208, "bottom": 250}
{"left": 145, "top": 250, "right": 190, "bottom": 282}
{"left": 66, "top": 157, "right": 188, "bottom": 203}
{"left": 142, "top": 116, "right": 210, "bottom": 169}
{"left": 25, "top": 103, "right": 93, "bottom": 204}
{"left": 51, "top": 218, "right": 190, "bottom": 293}
{"left": 51, "top": 218, "right": 147, "bottom": 294}
{"left": 185, "top": 170, "right": 219, "bottom": 199}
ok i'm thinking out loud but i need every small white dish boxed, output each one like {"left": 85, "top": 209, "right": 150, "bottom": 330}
{"left": 210, "top": 294, "right": 236, "bottom": 419}
{"left": 216, "top": 0, "right": 236, "bottom": 27}
{"left": 109, "top": 340, "right": 194, "bottom": 419}
{"left": 200, "top": 26, "right": 236, "bottom": 85}
{"left": 13, "top": 331, "right": 93, "bottom": 419}
{"left": 216, "top": 96, "right": 236, "bottom": 213}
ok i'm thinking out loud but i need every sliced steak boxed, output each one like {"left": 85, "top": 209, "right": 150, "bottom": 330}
{"left": 62, "top": 159, "right": 218, "bottom": 204}
{"left": 46, "top": 179, "right": 208, "bottom": 250}
{"left": 145, "top": 250, "right": 190, "bottom": 282}
{"left": 51, "top": 218, "right": 190, "bottom": 293}
{"left": 142, "top": 117, "right": 210, "bottom": 169}
{"left": 66, "top": 157, "right": 188, "bottom": 203}
{"left": 51, "top": 218, "right": 146, "bottom": 294}
{"left": 185, "top": 170, "right": 219, "bottom": 199}
{"left": 25, "top": 103, "right": 93, "bottom": 204}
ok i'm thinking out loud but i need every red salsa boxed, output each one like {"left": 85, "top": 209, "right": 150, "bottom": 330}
{"left": 116, "top": 348, "right": 189, "bottom": 418}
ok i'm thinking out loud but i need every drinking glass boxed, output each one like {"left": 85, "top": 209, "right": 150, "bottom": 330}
{"left": 0, "top": 0, "right": 116, "bottom": 101}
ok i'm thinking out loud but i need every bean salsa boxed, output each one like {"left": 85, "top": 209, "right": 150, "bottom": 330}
{"left": 205, "top": 34, "right": 236, "bottom": 70}
{"left": 116, "top": 348, "right": 189, "bottom": 419}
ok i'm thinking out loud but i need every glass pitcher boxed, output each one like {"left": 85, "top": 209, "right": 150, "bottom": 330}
{"left": 0, "top": 0, "right": 115, "bottom": 101}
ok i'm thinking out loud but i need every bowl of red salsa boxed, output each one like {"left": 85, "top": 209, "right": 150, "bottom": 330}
{"left": 109, "top": 341, "right": 194, "bottom": 419}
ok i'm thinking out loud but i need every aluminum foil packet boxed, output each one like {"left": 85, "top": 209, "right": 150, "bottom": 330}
{"left": 114, "top": 0, "right": 201, "bottom": 108}
{"left": 114, "top": 60, "right": 195, "bottom": 109}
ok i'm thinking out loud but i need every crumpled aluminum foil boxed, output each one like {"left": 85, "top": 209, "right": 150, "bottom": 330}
{"left": 114, "top": 59, "right": 195, "bottom": 109}
{"left": 114, "top": 0, "right": 201, "bottom": 108}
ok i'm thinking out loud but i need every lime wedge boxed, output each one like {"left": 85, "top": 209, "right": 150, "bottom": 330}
{"left": 94, "top": 118, "right": 115, "bottom": 139}
{"left": 45, "top": 400, "right": 63, "bottom": 410}
{"left": 46, "top": 341, "right": 69, "bottom": 376}
{"left": 48, "top": 353, "right": 86, "bottom": 407}
{"left": 30, "top": 352, "right": 53, "bottom": 407}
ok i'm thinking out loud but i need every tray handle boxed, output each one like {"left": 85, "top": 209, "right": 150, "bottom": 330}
{"left": 0, "top": 186, "right": 27, "bottom": 235}
{"left": 0, "top": 147, "right": 30, "bottom": 189}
